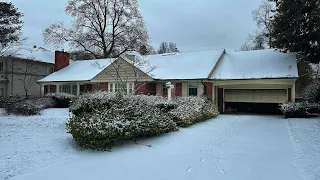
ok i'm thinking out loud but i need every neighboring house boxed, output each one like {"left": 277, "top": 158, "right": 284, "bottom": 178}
{"left": 38, "top": 49, "right": 298, "bottom": 114}
{"left": 0, "top": 47, "right": 55, "bottom": 97}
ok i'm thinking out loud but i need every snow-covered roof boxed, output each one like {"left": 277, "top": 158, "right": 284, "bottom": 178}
{"left": 211, "top": 49, "right": 298, "bottom": 80}
{"left": 144, "top": 49, "right": 225, "bottom": 80}
{"left": 38, "top": 59, "right": 113, "bottom": 83}
{"left": 13, "top": 47, "right": 55, "bottom": 64}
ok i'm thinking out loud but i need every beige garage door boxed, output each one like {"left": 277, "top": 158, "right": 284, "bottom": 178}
{"left": 225, "top": 89, "right": 287, "bottom": 103}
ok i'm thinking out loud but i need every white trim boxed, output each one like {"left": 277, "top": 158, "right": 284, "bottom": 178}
{"left": 108, "top": 82, "right": 135, "bottom": 95}
{"left": 222, "top": 88, "right": 225, "bottom": 112}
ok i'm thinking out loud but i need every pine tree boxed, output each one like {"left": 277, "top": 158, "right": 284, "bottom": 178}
{"left": 271, "top": 0, "right": 320, "bottom": 63}
{"left": 0, "top": 2, "right": 23, "bottom": 47}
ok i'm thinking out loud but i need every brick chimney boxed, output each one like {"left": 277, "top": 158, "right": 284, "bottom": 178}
{"left": 54, "top": 51, "right": 70, "bottom": 72}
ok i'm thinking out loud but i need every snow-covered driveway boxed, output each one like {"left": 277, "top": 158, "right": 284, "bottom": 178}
{"left": 1, "top": 109, "right": 320, "bottom": 180}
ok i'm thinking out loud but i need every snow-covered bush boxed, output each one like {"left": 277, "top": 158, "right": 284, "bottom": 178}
{"left": 4, "top": 97, "right": 56, "bottom": 116}
{"left": 169, "top": 96, "right": 219, "bottom": 127}
{"left": 67, "top": 94, "right": 177, "bottom": 150}
{"left": 5, "top": 100, "right": 41, "bottom": 116}
{"left": 69, "top": 91, "right": 117, "bottom": 116}
{"left": 301, "top": 80, "right": 320, "bottom": 102}
{"left": 46, "top": 93, "right": 76, "bottom": 108}
{"left": 0, "top": 96, "right": 24, "bottom": 108}
{"left": 279, "top": 101, "right": 320, "bottom": 118}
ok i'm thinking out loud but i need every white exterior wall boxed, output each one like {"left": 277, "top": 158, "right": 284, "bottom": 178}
{"left": 182, "top": 82, "right": 188, "bottom": 97}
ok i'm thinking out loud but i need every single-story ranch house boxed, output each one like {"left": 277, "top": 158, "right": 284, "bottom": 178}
{"left": 38, "top": 49, "right": 298, "bottom": 114}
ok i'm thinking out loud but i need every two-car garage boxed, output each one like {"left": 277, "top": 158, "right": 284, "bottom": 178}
{"left": 217, "top": 87, "right": 292, "bottom": 114}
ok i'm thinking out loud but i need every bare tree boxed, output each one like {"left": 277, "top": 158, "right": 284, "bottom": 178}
{"left": 43, "top": 0, "right": 149, "bottom": 58}
{"left": 252, "top": 0, "right": 275, "bottom": 48}
{"left": 158, "top": 42, "right": 179, "bottom": 54}
{"left": 21, "top": 59, "right": 40, "bottom": 97}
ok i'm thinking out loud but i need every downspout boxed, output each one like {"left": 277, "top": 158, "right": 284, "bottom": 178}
{"left": 201, "top": 80, "right": 207, "bottom": 96}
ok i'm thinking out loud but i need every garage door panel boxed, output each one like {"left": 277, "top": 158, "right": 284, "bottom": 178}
{"left": 225, "top": 89, "right": 287, "bottom": 103}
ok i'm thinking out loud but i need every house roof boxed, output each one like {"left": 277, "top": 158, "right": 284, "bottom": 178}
{"left": 14, "top": 47, "right": 55, "bottom": 64}
{"left": 38, "top": 59, "right": 112, "bottom": 83}
{"left": 144, "top": 49, "right": 225, "bottom": 80}
{"left": 211, "top": 49, "right": 298, "bottom": 80}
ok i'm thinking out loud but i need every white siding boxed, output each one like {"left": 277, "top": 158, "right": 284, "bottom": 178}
{"left": 92, "top": 58, "right": 153, "bottom": 83}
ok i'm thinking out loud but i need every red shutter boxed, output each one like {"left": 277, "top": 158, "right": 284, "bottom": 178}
{"left": 99, "top": 83, "right": 108, "bottom": 91}
{"left": 205, "top": 82, "right": 213, "bottom": 97}
{"left": 49, "top": 85, "right": 56, "bottom": 93}
{"left": 175, "top": 83, "right": 182, "bottom": 97}
{"left": 135, "top": 82, "right": 157, "bottom": 95}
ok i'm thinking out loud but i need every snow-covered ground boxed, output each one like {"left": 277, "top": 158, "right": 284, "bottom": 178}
{"left": 1, "top": 109, "right": 320, "bottom": 180}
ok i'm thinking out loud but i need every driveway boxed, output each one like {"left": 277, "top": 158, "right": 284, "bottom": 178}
{"left": 2, "top": 111, "right": 320, "bottom": 180}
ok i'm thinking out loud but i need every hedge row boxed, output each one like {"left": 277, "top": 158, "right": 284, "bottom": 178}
{"left": 67, "top": 92, "right": 219, "bottom": 150}
{"left": 279, "top": 101, "right": 320, "bottom": 118}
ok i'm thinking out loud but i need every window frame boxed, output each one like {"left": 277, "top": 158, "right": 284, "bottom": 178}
{"left": 59, "top": 84, "right": 77, "bottom": 95}
{"left": 188, "top": 83, "right": 198, "bottom": 96}
{"left": 109, "top": 82, "right": 134, "bottom": 95}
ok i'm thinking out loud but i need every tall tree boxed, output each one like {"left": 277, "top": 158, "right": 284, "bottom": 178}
{"left": 168, "top": 42, "right": 179, "bottom": 52}
{"left": 238, "top": 0, "right": 275, "bottom": 51}
{"left": 252, "top": 0, "right": 274, "bottom": 48}
{"left": 0, "top": 2, "right": 23, "bottom": 52}
{"left": 271, "top": 0, "right": 320, "bottom": 63}
{"left": 238, "top": 33, "right": 266, "bottom": 51}
{"left": 43, "top": 0, "right": 149, "bottom": 58}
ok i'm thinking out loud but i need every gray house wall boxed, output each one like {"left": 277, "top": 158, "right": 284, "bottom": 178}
{"left": 0, "top": 57, "right": 54, "bottom": 97}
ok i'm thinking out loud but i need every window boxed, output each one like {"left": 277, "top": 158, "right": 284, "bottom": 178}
{"left": 109, "top": 82, "right": 134, "bottom": 95}
{"left": 0, "top": 61, "right": 3, "bottom": 72}
{"left": 59, "top": 85, "right": 77, "bottom": 95}
{"left": 162, "top": 84, "right": 168, "bottom": 96}
{"left": 47, "top": 66, "right": 54, "bottom": 74}
{"left": 188, "top": 83, "right": 198, "bottom": 96}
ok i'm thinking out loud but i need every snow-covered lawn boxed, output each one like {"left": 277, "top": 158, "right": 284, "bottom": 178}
{"left": 1, "top": 109, "right": 320, "bottom": 180}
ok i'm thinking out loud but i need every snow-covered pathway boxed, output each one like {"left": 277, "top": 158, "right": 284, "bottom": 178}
{"left": 2, "top": 110, "right": 320, "bottom": 180}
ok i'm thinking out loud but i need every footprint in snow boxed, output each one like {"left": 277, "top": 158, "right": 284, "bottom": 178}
{"left": 208, "top": 144, "right": 212, "bottom": 147}
{"left": 186, "top": 167, "right": 194, "bottom": 172}
{"left": 200, "top": 157, "right": 206, "bottom": 163}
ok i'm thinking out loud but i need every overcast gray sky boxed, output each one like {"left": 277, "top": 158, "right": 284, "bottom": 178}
{"left": 9, "top": 0, "right": 261, "bottom": 52}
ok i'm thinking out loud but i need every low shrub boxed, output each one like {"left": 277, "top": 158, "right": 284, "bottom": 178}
{"left": 169, "top": 96, "right": 219, "bottom": 127}
{"left": 4, "top": 97, "right": 56, "bottom": 116}
{"left": 5, "top": 101, "right": 41, "bottom": 116}
{"left": 69, "top": 91, "right": 117, "bottom": 116}
{"left": 0, "top": 96, "right": 24, "bottom": 108}
{"left": 279, "top": 101, "right": 320, "bottom": 118}
{"left": 67, "top": 94, "right": 177, "bottom": 150}
{"left": 46, "top": 93, "right": 76, "bottom": 108}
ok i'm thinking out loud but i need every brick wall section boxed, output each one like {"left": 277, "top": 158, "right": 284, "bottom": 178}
{"left": 54, "top": 51, "right": 70, "bottom": 72}
{"left": 175, "top": 83, "right": 182, "bottom": 97}
{"left": 135, "top": 82, "right": 157, "bottom": 95}
{"left": 99, "top": 83, "right": 108, "bottom": 91}
{"left": 205, "top": 82, "right": 213, "bottom": 97}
